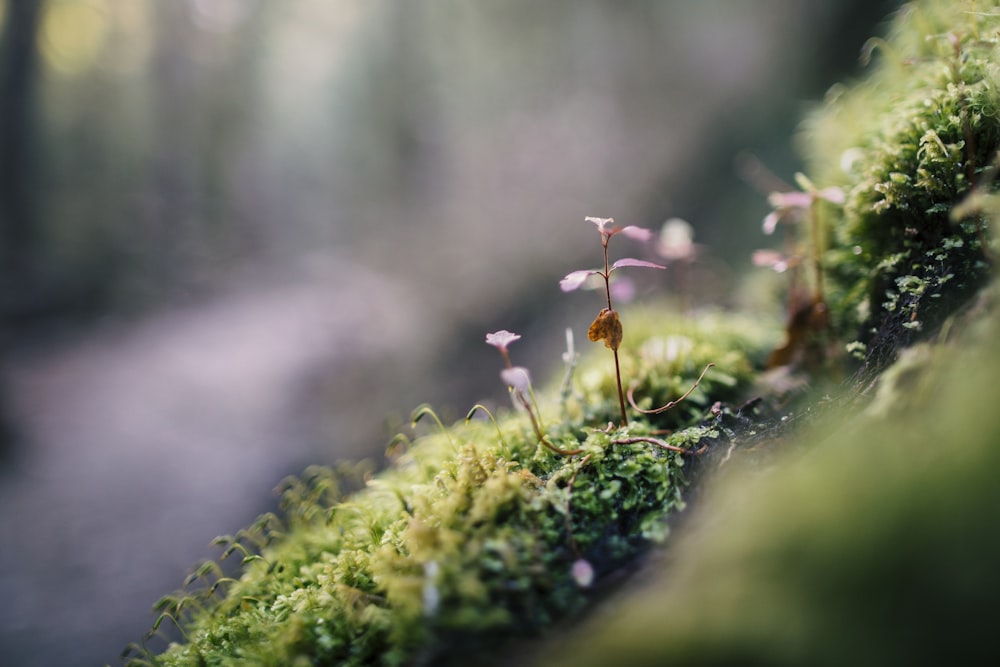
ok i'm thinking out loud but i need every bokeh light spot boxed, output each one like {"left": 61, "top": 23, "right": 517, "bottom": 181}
{"left": 39, "top": 0, "right": 110, "bottom": 76}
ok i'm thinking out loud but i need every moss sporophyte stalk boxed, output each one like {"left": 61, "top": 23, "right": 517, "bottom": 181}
{"left": 129, "top": 2, "right": 1000, "bottom": 665}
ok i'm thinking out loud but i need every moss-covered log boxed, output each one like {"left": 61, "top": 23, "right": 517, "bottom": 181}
{"left": 128, "top": 1, "right": 1000, "bottom": 665}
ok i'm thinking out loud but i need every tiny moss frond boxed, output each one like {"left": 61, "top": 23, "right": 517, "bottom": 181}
{"left": 409, "top": 404, "right": 454, "bottom": 445}
{"left": 465, "top": 403, "right": 507, "bottom": 450}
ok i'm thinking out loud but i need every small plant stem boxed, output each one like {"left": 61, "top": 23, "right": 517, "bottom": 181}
{"left": 600, "top": 233, "right": 628, "bottom": 426}
{"left": 612, "top": 435, "right": 707, "bottom": 455}
{"left": 514, "top": 391, "right": 582, "bottom": 455}
{"left": 613, "top": 347, "right": 628, "bottom": 427}
{"left": 809, "top": 202, "right": 824, "bottom": 303}
{"left": 626, "top": 363, "right": 715, "bottom": 415}
{"left": 466, "top": 404, "right": 508, "bottom": 450}
{"left": 602, "top": 237, "right": 613, "bottom": 310}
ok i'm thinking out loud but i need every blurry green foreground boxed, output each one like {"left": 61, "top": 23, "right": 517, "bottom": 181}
{"left": 548, "top": 291, "right": 1000, "bottom": 666}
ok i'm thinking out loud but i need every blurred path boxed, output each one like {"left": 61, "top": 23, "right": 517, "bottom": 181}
{"left": 0, "top": 260, "right": 429, "bottom": 667}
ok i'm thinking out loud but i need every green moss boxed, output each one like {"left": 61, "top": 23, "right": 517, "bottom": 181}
{"left": 546, "top": 287, "right": 1000, "bottom": 667}
{"left": 800, "top": 0, "right": 1000, "bottom": 364}
{"left": 134, "top": 309, "right": 775, "bottom": 667}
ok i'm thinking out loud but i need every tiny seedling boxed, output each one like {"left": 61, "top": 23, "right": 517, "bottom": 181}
{"left": 486, "top": 329, "right": 582, "bottom": 455}
{"left": 560, "top": 216, "right": 665, "bottom": 426}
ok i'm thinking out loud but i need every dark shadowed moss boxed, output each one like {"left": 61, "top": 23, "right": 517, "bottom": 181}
{"left": 800, "top": 0, "right": 1000, "bottom": 367}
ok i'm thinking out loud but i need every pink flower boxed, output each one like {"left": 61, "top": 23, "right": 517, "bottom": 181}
{"left": 585, "top": 216, "right": 614, "bottom": 234}
{"left": 762, "top": 175, "right": 844, "bottom": 235}
{"left": 584, "top": 215, "right": 653, "bottom": 242}
{"left": 485, "top": 330, "right": 521, "bottom": 352}
{"left": 500, "top": 366, "right": 532, "bottom": 395}
{"left": 752, "top": 249, "right": 791, "bottom": 273}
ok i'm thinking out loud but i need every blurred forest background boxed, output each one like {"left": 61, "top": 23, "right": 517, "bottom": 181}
{"left": 0, "top": 1, "right": 898, "bottom": 666}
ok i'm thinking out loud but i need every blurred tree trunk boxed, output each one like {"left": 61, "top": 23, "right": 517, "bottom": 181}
{"left": 0, "top": 0, "right": 43, "bottom": 457}
{"left": 140, "top": 1, "right": 268, "bottom": 292}
{"left": 0, "top": 0, "right": 43, "bottom": 317}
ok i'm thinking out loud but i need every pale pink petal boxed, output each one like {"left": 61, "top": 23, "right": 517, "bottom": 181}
{"left": 752, "top": 249, "right": 788, "bottom": 273}
{"left": 767, "top": 190, "right": 812, "bottom": 209}
{"left": 618, "top": 225, "right": 653, "bottom": 242}
{"left": 560, "top": 269, "right": 598, "bottom": 292}
{"left": 818, "top": 186, "right": 846, "bottom": 204}
{"left": 500, "top": 366, "right": 532, "bottom": 393}
{"left": 584, "top": 216, "right": 614, "bottom": 234}
{"left": 762, "top": 211, "right": 780, "bottom": 235}
{"left": 611, "top": 258, "right": 666, "bottom": 271}
{"left": 485, "top": 330, "right": 521, "bottom": 351}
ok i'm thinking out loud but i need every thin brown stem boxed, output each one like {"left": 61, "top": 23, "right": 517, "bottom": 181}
{"left": 626, "top": 363, "right": 715, "bottom": 415}
{"left": 613, "top": 347, "right": 628, "bottom": 427}
{"left": 602, "top": 237, "right": 613, "bottom": 310}
{"left": 612, "top": 435, "right": 707, "bottom": 455}
{"left": 515, "top": 392, "right": 582, "bottom": 456}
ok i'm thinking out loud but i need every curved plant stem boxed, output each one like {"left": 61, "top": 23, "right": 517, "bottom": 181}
{"left": 410, "top": 404, "right": 455, "bottom": 446}
{"left": 466, "top": 404, "right": 508, "bottom": 448}
{"left": 627, "top": 363, "right": 715, "bottom": 415}
{"left": 612, "top": 435, "right": 708, "bottom": 456}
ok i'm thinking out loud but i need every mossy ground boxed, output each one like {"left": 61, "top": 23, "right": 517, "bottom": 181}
{"left": 132, "top": 1, "right": 1000, "bottom": 664}
{"left": 131, "top": 310, "right": 778, "bottom": 667}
